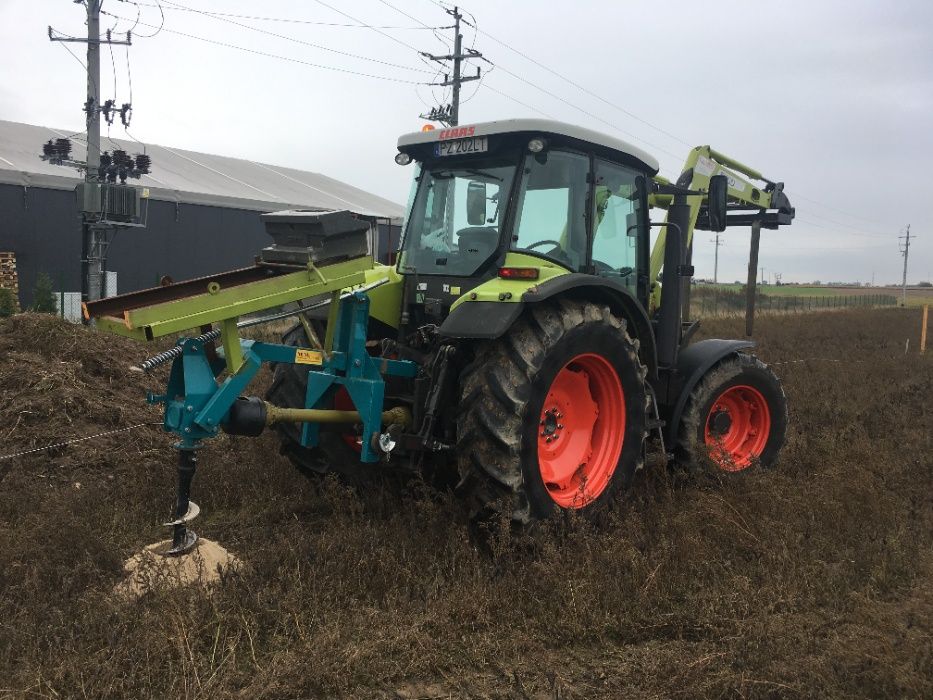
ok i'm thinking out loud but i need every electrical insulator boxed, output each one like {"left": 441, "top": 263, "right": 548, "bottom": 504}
{"left": 102, "top": 99, "right": 116, "bottom": 125}
{"left": 55, "top": 138, "right": 72, "bottom": 159}
{"left": 135, "top": 153, "right": 151, "bottom": 174}
{"left": 99, "top": 151, "right": 113, "bottom": 179}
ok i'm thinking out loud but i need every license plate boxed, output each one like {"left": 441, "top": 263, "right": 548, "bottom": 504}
{"left": 434, "top": 136, "right": 488, "bottom": 157}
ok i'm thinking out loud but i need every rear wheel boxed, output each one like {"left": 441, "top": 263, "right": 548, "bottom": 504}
{"left": 678, "top": 354, "right": 787, "bottom": 471}
{"left": 265, "top": 322, "right": 363, "bottom": 481}
{"left": 457, "top": 299, "right": 649, "bottom": 525}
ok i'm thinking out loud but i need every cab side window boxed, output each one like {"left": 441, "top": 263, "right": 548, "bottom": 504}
{"left": 512, "top": 150, "right": 590, "bottom": 270}
{"left": 591, "top": 159, "right": 644, "bottom": 292}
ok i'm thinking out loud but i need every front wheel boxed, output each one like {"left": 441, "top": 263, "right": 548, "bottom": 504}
{"left": 677, "top": 354, "right": 788, "bottom": 471}
{"left": 457, "top": 300, "right": 649, "bottom": 525}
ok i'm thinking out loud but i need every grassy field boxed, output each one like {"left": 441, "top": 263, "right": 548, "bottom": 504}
{"left": 0, "top": 309, "right": 931, "bottom": 698}
{"left": 708, "top": 283, "right": 933, "bottom": 306}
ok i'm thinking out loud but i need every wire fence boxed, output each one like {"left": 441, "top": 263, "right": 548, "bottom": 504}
{"left": 691, "top": 288, "right": 898, "bottom": 318}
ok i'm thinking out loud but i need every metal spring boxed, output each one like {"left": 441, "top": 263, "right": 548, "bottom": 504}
{"left": 138, "top": 329, "right": 221, "bottom": 372}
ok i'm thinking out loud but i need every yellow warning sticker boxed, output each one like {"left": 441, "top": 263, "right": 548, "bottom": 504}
{"left": 295, "top": 349, "right": 323, "bottom": 365}
{"left": 450, "top": 286, "right": 461, "bottom": 295}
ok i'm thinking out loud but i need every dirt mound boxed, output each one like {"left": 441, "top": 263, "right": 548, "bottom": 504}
{"left": 113, "top": 537, "right": 242, "bottom": 599}
{"left": 0, "top": 313, "right": 165, "bottom": 473}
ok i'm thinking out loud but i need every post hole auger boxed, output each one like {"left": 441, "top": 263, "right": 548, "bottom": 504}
{"left": 85, "top": 210, "right": 418, "bottom": 554}
{"left": 90, "top": 119, "right": 794, "bottom": 537}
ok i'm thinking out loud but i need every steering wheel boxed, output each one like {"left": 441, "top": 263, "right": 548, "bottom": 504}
{"left": 525, "top": 240, "right": 563, "bottom": 251}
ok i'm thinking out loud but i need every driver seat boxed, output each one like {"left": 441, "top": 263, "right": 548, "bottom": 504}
{"left": 457, "top": 226, "right": 499, "bottom": 258}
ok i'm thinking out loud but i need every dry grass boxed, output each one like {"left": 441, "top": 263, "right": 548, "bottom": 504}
{"left": 0, "top": 309, "right": 930, "bottom": 698}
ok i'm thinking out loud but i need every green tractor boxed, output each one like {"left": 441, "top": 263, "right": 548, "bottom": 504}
{"left": 87, "top": 118, "right": 794, "bottom": 548}
{"left": 267, "top": 119, "right": 793, "bottom": 525}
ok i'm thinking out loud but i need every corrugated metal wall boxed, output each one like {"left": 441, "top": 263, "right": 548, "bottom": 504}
{"left": 0, "top": 183, "right": 401, "bottom": 308}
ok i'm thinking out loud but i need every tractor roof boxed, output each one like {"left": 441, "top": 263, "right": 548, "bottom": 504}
{"left": 398, "top": 118, "right": 660, "bottom": 174}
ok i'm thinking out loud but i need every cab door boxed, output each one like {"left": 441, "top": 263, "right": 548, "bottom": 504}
{"left": 589, "top": 158, "right": 649, "bottom": 305}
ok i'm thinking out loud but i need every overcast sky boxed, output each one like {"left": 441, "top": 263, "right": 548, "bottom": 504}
{"left": 1, "top": 0, "right": 930, "bottom": 284}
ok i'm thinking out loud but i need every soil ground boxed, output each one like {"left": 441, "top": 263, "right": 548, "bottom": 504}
{"left": 0, "top": 308, "right": 931, "bottom": 698}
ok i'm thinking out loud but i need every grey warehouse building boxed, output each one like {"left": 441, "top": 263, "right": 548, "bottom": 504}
{"left": 0, "top": 119, "right": 404, "bottom": 310}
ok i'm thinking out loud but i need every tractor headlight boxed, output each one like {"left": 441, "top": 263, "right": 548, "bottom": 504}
{"left": 527, "top": 138, "right": 547, "bottom": 153}
{"left": 395, "top": 152, "right": 412, "bottom": 166}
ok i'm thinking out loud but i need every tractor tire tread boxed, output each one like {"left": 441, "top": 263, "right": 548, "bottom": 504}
{"left": 677, "top": 353, "right": 788, "bottom": 470}
{"left": 457, "top": 299, "right": 647, "bottom": 524}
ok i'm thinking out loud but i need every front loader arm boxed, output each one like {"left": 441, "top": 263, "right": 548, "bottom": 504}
{"left": 647, "top": 146, "right": 794, "bottom": 306}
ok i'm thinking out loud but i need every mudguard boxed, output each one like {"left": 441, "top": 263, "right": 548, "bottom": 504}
{"left": 437, "top": 300, "right": 524, "bottom": 340}
{"left": 439, "top": 274, "right": 658, "bottom": 376}
{"left": 663, "top": 338, "right": 755, "bottom": 443}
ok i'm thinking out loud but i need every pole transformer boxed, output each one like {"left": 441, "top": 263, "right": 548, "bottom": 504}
{"left": 48, "top": 1, "right": 132, "bottom": 311}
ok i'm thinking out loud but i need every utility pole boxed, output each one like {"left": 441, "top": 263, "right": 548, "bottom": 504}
{"left": 83, "top": 0, "right": 103, "bottom": 304}
{"left": 760, "top": 266, "right": 766, "bottom": 286}
{"left": 47, "top": 2, "right": 142, "bottom": 311}
{"left": 710, "top": 232, "right": 722, "bottom": 284}
{"left": 420, "top": 6, "right": 483, "bottom": 127}
{"left": 899, "top": 224, "right": 912, "bottom": 307}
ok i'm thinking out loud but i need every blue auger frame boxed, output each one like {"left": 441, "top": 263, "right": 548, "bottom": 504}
{"left": 148, "top": 291, "right": 418, "bottom": 461}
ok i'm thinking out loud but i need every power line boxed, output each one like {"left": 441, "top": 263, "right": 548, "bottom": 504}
{"left": 483, "top": 82, "right": 556, "bottom": 119}
{"left": 125, "top": 45, "right": 133, "bottom": 104}
{"left": 127, "top": 0, "right": 436, "bottom": 29}
{"left": 100, "top": 11, "right": 429, "bottom": 85}
{"left": 399, "top": 0, "right": 676, "bottom": 147}
{"left": 788, "top": 190, "right": 892, "bottom": 229}
{"left": 794, "top": 216, "right": 891, "bottom": 239}
{"left": 795, "top": 209, "right": 890, "bottom": 238}
{"left": 311, "top": 0, "right": 432, "bottom": 57}
{"left": 485, "top": 59, "right": 684, "bottom": 164}
{"left": 378, "top": 0, "right": 439, "bottom": 31}
{"left": 117, "top": 0, "right": 165, "bottom": 38}
{"left": 156, "top": 0, "right": 434, "bottom": 75}
{"left": 425, "top": 0, "right": 691, "bottom": 150}
{"left": 421, "top": 0, "right": 897, "bottom": 233}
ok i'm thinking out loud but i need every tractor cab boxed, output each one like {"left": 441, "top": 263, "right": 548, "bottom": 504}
{"left": 395, "top": 119, "right": 661, "bottom": 309}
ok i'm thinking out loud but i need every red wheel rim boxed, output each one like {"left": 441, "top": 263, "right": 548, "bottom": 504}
{"left": 704, "top": 385, "right": 771, "bottom": 471}
{"left": 334, "top": 388, "right": 362, "bottom": 452}
{"left": 537, "top": 353, "right": 626, "bottom": 508}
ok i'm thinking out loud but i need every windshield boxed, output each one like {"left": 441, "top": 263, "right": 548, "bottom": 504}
{"left": 398, "top": 156, "right": 518, "bottom": 276}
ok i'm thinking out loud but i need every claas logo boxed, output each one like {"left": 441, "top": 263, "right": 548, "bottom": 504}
{"left": 438, "top": 126, "right": 476, "bottom": 140}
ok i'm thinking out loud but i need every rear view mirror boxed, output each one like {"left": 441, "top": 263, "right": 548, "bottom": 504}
{"left": 708, "top": 174, "right": 728, "bottom": 232}
{"left": 466, "top": 181, "right": 487, "bottom": 226}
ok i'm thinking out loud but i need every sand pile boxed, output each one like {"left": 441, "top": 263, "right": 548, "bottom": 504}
{"left": 113, "top": 537, "right": 242, "bottom": 599}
